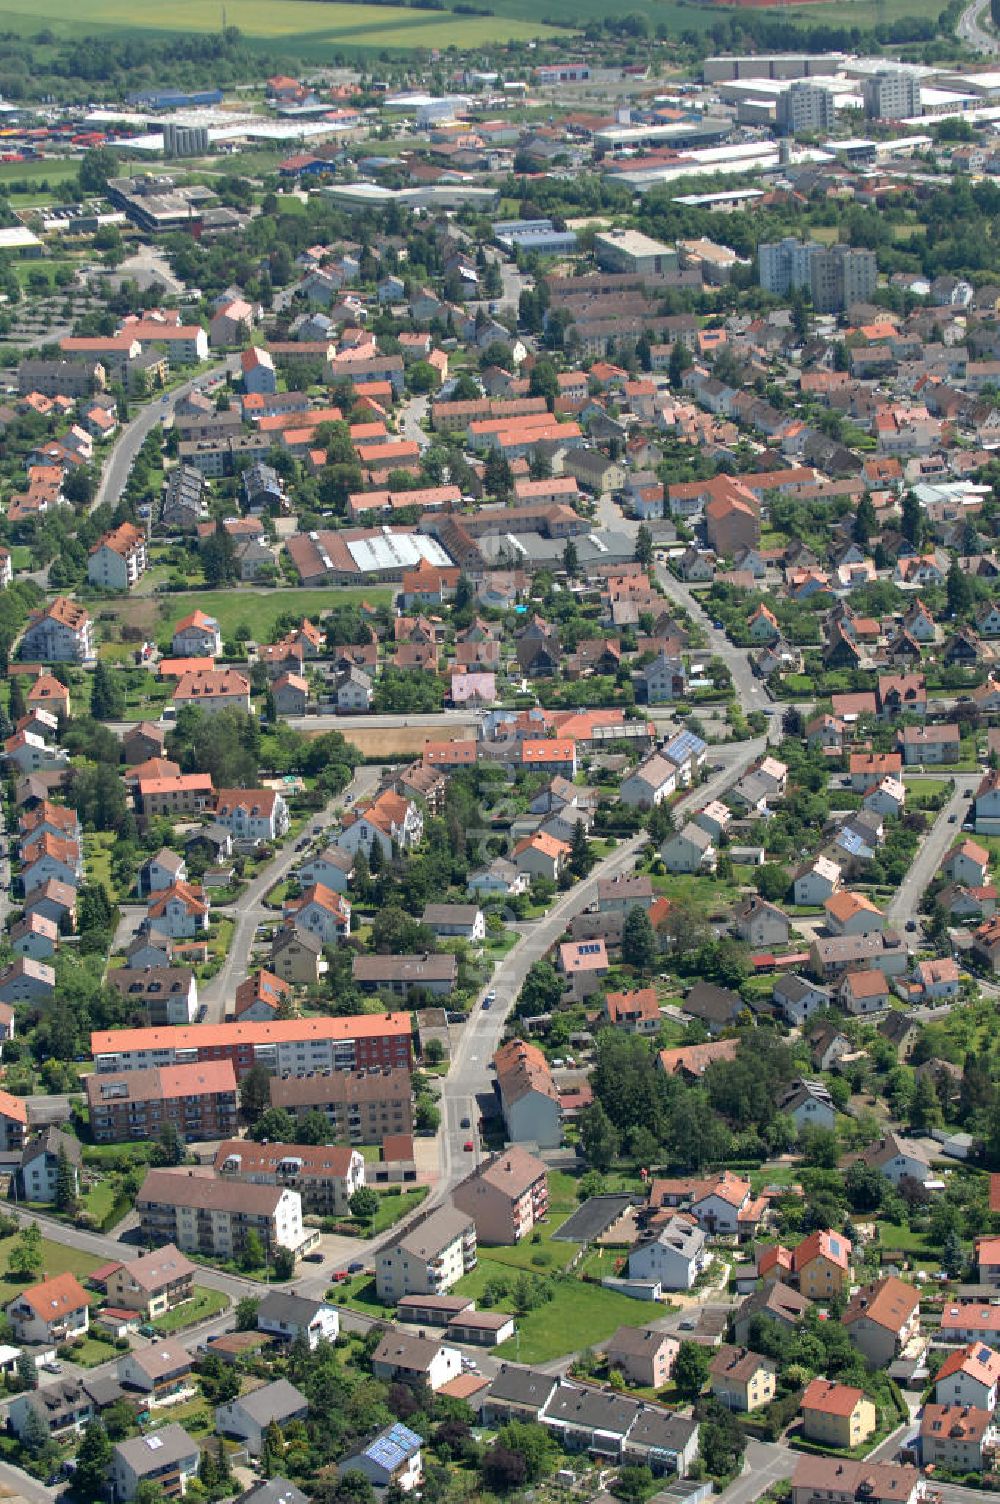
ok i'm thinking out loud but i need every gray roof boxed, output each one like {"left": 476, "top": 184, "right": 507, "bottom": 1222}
{"left": 542, "top": 1383, "right": 639, "bottom": 1436}
{"left": 487, "top": 1363, "right": 558, "bottom": 1410}
{"left": 256, "top": 1291, "right": 326, "bottom": 1328}
{"left": 627, "top": 1410, "right": 698, "bottom": 1453}
{"left": 605, "top": 1325, "right": 673, "bottom": 1359}
{"left": 21, "top": 1127, "right": 81, "bottom": 1169}
{"left": 115, "top": 1423, "right": 200, "bottom": 1476}
{"left": 394, "top": 1204, "right": 473, "bottom": 1261}
{"left": 237, "top": 1480, "right": 309, "bottom": 1504}
{"left": 228, "top": 1378, "right": 307, "bottom": 1426}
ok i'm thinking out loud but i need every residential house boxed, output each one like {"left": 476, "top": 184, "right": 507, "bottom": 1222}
{"left": 216, "top": 1379, "right": 309, "bottom": 1454}
{"left": 104, "top": 1245, "right": 196, "bottom": 1320}
{"left": 7, "top": 1272, "right": 89, "bottom": 1344}
{"left": 709, "top": 1345, "right": 777, "bottom": 1413}
{"left": 777, "top": 1079, "right": 836, "bottom": 1135}
{"left": 843, "top": 1277, "right": 921, "bottom": 1368}
{"left": 371, "top": 1330, "right": 462, "bottom": 1393}
{"left": 111, "top": 1426, "right": 201, "bottom": 1501}
{"left": 452, "top": 1148, "right": 549, "bottom": 1246}
{"left": 920, "top": 1404, "right": 997, "bottom": 1471}
{"left": 118, "top": 1340, "right": 194, "bottom": 1406}
{"left": 733, "top": 896, "right": 791, "bottom": 948}
{"left": 801, "top": 1380, "right": 877, "bottom": 1449}
{"left": 605, "top": 1327, "right": 679, "bottom": 1389}
{"left": 135, "top": 1169, "right": 305, "bottom": 1258}
{"left": 935, "top": 1344, "right": 1000, "bottom": 1410}
{"left": 628, "top": 1215, "right": 709, "bottom": 1290}
{"left": 17, "top": 1127, "right": 80, "bottom": 1204}
{"left": 376, "top": 1206, "right": 478, "bottom": 1302}
{"left": 256, "top": 1291, "right": 340, "bottom": 1350}
{"left": 661, "top": 823, "right": 716, "bottom": 874}
{"left": 493, "top": 1038, "right": 561, "bottom": 1149}
{"left": 341, "top": 1424, "right": 424, "bottom": 1493}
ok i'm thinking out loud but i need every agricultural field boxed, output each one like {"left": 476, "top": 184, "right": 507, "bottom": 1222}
{"left": 0, "top": 0, "right": 559, "bottom": 54}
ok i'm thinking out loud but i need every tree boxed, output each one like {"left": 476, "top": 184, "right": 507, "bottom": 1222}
{"left": 54, "top": 1147, "right": 78, "bottom": 1214}
{"left": 635, "top": 524, "right": 654, "bottom": 567}
{"left": 942, "top": 1229, "right": 966, "bottom": 1280}
{"left": 614, "top": 1466, "right": 655, "bottom": 1502}
{"left": 273, "top": 1246, "right": 295, "bottom": 1281}
{"left": 947, "top": 552, "right": 973, "bottom": 617}
{"left": 901, "top": 490, "right": 922, "bottom": 545}
{"left": 755, "top": 863, "right": 791, "bottom": 903}
{"left": 19, "top": 1401, "right": 49, "bottom": 1455}
{"left": 9, "top": 1221, "right": 42, "bottom": 1280}
{"left": 672, "top": 1340, "right": 710, "bottom": 1401}
{"left": 518, "top": 960, "right": 563, "bottom": 1015}
{"left": 799, "top": 1125, "right": 840, "bottom": 1168}
{"left": 854, "top": 494, "right": 876, "bottom": 546}
{"left": 494, "top": 1422, "right": 554, "bottom": 1482}
{"left": 622, "top": 906, "right": 657, "bottom": 972}
{"left": 569, "top": 819, "right": 592, "bottom": 878}
{"left": 15, "top": 1349, "right": 36, "bottom": 1390}
{"left": 699, "top": 1403, "right": 746, "bottom": 1477}
{"left": 562, "top": 539, "right": 579, "bottom": 578}
{"left": 7, "top": 673, "right": 25, "bottom": 724}
{"left": 249, "top": 1106, "right": 296, "bottom": 1143}
{"left": 75, "top": 1422, "right": 113, "bottom": 1499}
{"left": 350, "top": 1187, "right": 380, "bottom": 1223}
{"left": 152, "top": 1121, "right": 186, "bottom": 1168}
{"left": 528, "top": 358, "right": 558, "bottom": 407}
{"left": 240, "top": 1064, "right": 271, "bottom": 1125}
{"left": 483, "top": 1444, "right": 527, "bottom": 1492}
{"left": 235, "top": 1296, "right": 260, "bottom": 1331}
{"left": 90, "top": 658, "right": 124, "bottom": 720}
{"left": 79, "top": 145, "right": 118, "bottom": 193}
{"left": 135, "top": 1482, "right": 170, "bottom": 1504}
{"left": 579, "top": 1100, "right": 619, "bottom": 1171}
{"left": 668, "top": 339, "right": 692, "bottom": 388}
{"left": 241, "top": 1229, "right": 266, "bottom": 1272}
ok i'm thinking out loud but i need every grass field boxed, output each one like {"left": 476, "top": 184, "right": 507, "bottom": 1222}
{"left": 0, "top": 1234, "right": 103, "bottom": 1307}
{"left": 0, "top": 0, "right": 559, "bottom": 53}
{"left": 116, "top": 585, "right": 394, "bottom": 647}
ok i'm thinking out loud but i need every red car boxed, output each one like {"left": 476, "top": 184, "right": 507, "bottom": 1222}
{"left": 463, "top": 1140, "right": 474, "bottom": 1152}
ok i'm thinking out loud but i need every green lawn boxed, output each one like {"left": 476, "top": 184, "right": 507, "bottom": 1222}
{"left": 83, "top": 831, "right": 118, "bottom": 901}
{"left": 78, "top": 1178, "right": 123, "bottom": 1228}
{"left": 455, "top": 1261, "right": 663, "bottom": 1363}
{"left": 363, "top": 1185, "right": 429, "bottom": 1237}
{"left": 64, "top": 1334, "right": 121, "bottom": 1367}
{"left": 152, "top": 1287, "right": 229, "bottom": 1334}
{"left": 0, "top": 1234, "right": 103, "bottom": 1306}
{"left": 142, "top": 586, "right": 394, "bottom": 647}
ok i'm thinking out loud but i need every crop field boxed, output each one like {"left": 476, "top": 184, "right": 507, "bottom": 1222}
{"left": 0, "top": 0, "right": 559, "bottom": 54}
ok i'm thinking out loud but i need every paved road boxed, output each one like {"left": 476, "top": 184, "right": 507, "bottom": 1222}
{"left": 0, "top": 1458, "right": 59, "bottom": 1504}
{"left": 653, "top": 562, "right": 781, "bottom": 744}
{"left": 716, "top": 1440, "right": 798, "bottom": 1504}
{"left": 93, "top": 356, "right": 238, "bottom": 512}
{"left": 199, "top": 763, "right": 383, "bottom": 1019}
{"left": 885, "top": 773, "right": 979, "bottom": 931}
{"left": 958, "top": 0, "right": 1000, "bottom": 51}
{"left": 433, "top": 736, "right": 766, "bottom": 1198}
{"left": 398, "top": 392, "right": 430, "bottom": 452}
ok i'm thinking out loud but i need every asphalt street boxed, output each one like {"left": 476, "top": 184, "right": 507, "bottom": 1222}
{"left": 958, "top": 0, "right": 1000, "bottom": 50}
{"left": 885, "top": 773, "right": 979, "bottom": 930}
{"left": 93, "top": 356, "right": 239, "bottom": 512}
{"left": 199, "top": 762, "right": 383, "bottom": 1018}
{"left": 433, "top": 736, "right": 766, "bottom": 1198}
